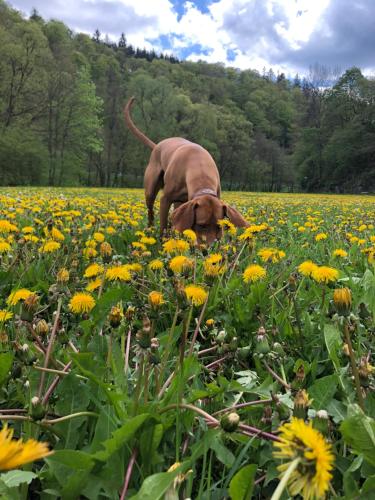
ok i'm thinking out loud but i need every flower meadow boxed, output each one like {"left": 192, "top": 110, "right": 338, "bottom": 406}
{"left": 0, "top": 188, "right": 374, "bottom": 499}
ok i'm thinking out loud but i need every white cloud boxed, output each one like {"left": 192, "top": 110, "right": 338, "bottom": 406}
{"left": 13, "top": 0, "right": 371, "bottom": 75}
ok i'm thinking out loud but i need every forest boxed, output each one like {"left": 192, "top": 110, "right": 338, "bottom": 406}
{"left": 1, "top": 0, "right": 375, "bottom": 192}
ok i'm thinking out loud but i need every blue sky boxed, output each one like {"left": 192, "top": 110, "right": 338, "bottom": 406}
{"left": 10, "top": 0, "right": 375, "bottom": 75}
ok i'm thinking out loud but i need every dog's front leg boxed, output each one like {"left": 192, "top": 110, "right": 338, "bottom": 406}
{"left": 159, "top": 195, "right": 172, "bottom": 237}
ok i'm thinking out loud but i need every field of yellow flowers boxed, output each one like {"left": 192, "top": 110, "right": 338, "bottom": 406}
{"left": 0, "top": 188, "right": 374, "bottom": 499}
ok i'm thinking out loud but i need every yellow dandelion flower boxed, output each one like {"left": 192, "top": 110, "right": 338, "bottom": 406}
{"left": 83, "top": 247, "right": 98, "bottom": 259}
{"left": 206, "top": 318, "right": 215, "bottom": 327}
{"left": 7, "top": 288, "right": 33, "bottom": 306}
{"left": 258, "top": 248, "right": 286, "bottom": 263}
{"left": 298, "top": 261, "right": 318, "bottom": 277}
{"left": 57, "top": 268, "right": 69, "bottom": 283}
{"left": 84, "top": 263, "right": 104, "bottom": 278}
{"left": 50, "top": 227, "right": 65, "bottom": 241}
{"left": 128, "top": 263, "right": 142, "bottom": 274}
{"left": 140, "top": 236, "right": 157, "bottom": 245}
{"left": 149, "top": 259, "right": 164, "bottom": 271}
{"left": 24, "top": 234, "right": 39, "bottom": 243}
{"left": 132, "top": 241, "right": 147, "bottom": 251}
{"left": 315, "top": 233, "right": 327, "bottom": 242}
{"left": 39, "top": 240, "right": 61, "bottom": 253}
{"left": 22, "top": 226, "right": 34, "bottom": 234}
{"left": 333, "top": 248, "right": 348, "bottom": 258}
{"left": 0, "top": 310, "right": 13, "bottom": 322}
{"left": 163, "top": 239, "right": 189, "bottom": 254}
{"left": 312, "top": 266, "right": 339, "bottom": 284}
{"left": 148, "top": 291, "right": 165, "bottom": 307}
{"left": 184, "top": 285, "right": 208, "bottom": 307}
{"left": 100, "top": 241, "right": 112, "bottom": 257}
{"left": 69, "top": 293, "right": 96, "bottom": 314}
{"left": 243, "top": 264, "right": 266, "bottom": 283}
{"left": 93, "top": 232, "right": 105, "bottom": 242}
{"left": 273, "top": 418, "right": 334, "bottom": 500}
{"left": 0, "top": 241, "right": 11, "bottom": 253}
{"left": 0, "top": 220, "right": 17, "bottom": 234}
{"left": 183, "top": 229, "right": 197, "bottom": 242}
{"left": 0, "top": 425, "right": 52, "bottom": 471}
{"left": 217, "top": 219, "right": 237, "bottom": 235}
{"left": 106, "top": 265, "right": 132, "bottom": 282}
{"left": 203, "top": 253, "right": 226, "bottom": 277}
{"left": 169, "top": 255, "right": 194, "bottom": 274}
{"left": 86, "top": 277, "right": 103, "bottom": 292}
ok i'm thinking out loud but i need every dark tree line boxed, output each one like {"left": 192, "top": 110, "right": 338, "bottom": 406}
{"left": 1, "top": 1, "right": 374, "bottom": 192}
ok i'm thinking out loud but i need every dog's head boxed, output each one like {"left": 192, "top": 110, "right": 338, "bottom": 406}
{"left": 171, "top": 195, "right": 248, "bottom": 244}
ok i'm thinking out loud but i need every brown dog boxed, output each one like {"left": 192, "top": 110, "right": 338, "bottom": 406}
{"left": 124, "top": 97, "right": 248, "bottom": 243}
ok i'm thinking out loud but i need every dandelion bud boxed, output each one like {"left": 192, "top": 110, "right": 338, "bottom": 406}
{"left": 288, "top": 273, "right": 298, "bottom": 291}
{"left": 108, "top": 306, "right": 123, "bottom": 328}
{"left": 216, "top": 330, "right": 226, "bottom": 344}
{"left": 220, "top": 412, "right": 240, "bottom": 432}
{"left": 0, "top": 331, "right": 8, "bottom": 343}
{"left": 100, "top": 241, "right": 112, "bottom": 257}
{"left": 124, "top": 306, "right": 135, "bottom": 321}
{"left": 293, "top": 389, "right": 312, "bottom": 419}
{"left": 313, "top": 409, "right": 330, "bottom": 435}
{"left": 21, "top": 293, "right": 39, "bottom": 321}
{"left": 35, "top": 319, "right": 49, "bottom": 335}
{"left": 255, "top": 328, "right": 270, "bottom": 354}
{"left": 358, "top": 356, "right": 374, "bottom": 380}
{"left": 342, "top": 343, "right": 350, "bottom": 356}
{"left": 333, "top": 287, "right": 352, "bottom": 316}
{"left": 31, "top": 396, "right": 46, "bottom": 421}
{"left": 205, "top": 318, "right": 215, "bottom": 328}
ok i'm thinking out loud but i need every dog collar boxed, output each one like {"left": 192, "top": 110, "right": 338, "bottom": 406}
{"left": 192, "top": 188, "right": 218, "bottom": 199}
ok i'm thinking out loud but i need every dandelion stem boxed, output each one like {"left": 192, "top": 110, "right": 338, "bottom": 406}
{"left": 212, "top": 398, "right": 274, "bottom": 416}
{"left": 159, "top": 306, "right": 179, "bottom": 385}
{"left": 43, "top": 411, "right": 99, "bottom": 424}
{"left": 188, "top": 298, "right": 208, "bottom": 356}
{"left": 120, "top": 448, "right": 137, "bottom": 500}
{"left": 343, "top": 320, "right": 365, "bottom": 411}
{"left": 263, "top": 361, "right": 291, "bottom": 390}
{"left": 124, "top": 326, "right": 132, "bottom": 376}
{"left": 270, "top": 457, "right": 300, "bottom": 500}
{"left": 37, "top": 298, "right": 62, "bottom": 399}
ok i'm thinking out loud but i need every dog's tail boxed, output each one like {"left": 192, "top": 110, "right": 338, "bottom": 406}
{"left": 124, "top": 97, "right": 156, "bottom": 150}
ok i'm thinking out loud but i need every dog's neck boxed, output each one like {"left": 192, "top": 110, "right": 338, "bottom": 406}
{"left": 192, "top": 188, "right": 218, "bottom": 199}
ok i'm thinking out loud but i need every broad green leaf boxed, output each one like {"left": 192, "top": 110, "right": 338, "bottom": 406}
{"left": 210, "top": 434, "right": 235, "bottom": 467}
{"left": 55, "top": 374, "right": 90, "bottom": 448}
{"left": 129, "top": 470, "right": 183, "bottom": 500}
{"left": 344, "top": 470, "right": 360, "bottom": 498}
{"left": 0, "top": 353, "right": 13, "bottom": 387}
{"left": 93, "top": 414, "right": 151, "bottom": 461}
{"left": 340, "top": 407, "right": 375, "bottom": 466}
{"left": 0, "top": 470, "right": 37, "bottom": 488}
{"left": 229, "top": 464, "right": 257, "bottom": 500}
{"left": 46, "top": 450, "right": 95, "bottom": 470}
{"left": 324, "top": 324, "right": 342, "bottom": 370}
{"left": 92, "top": 286, "right": 132, "bottom": 325}
{"left": 309, "top": 374, "right": 338, "bottom": 410}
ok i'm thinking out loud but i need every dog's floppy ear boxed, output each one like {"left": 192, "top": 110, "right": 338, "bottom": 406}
{"left": 223, "top": 204, "right": 248, "bottom": 227}
{"left": 172, "top": 200, "right": 197, "bottom": 232}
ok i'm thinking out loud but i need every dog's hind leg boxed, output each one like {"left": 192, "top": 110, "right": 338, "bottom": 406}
{"left": 144, "top": 162, "right": 164, "bottom": 227}
{"left": 159, "top": 194, "right": 172, "bottom": 237}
